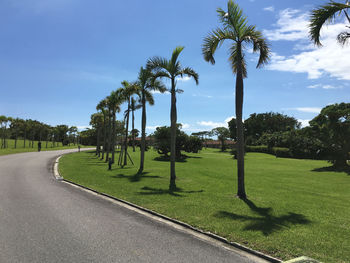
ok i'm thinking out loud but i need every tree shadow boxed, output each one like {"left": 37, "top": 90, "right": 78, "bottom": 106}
{"left": 153, "top": 154, "right": 202, "bottom": 163}
{"left": 153, "top": 156, "right": 187, "bottom": 163}
{"left": 312, "top": 165, "right": 350, "bottom": 175}
{"left": 110, "top": 172, "right": 161, "bottom": 182}
{"left": 214, "top": 199, "right": 311, "bottom": 236}
{"left": 137, "top": 186, "right": 204, "bottom": 197}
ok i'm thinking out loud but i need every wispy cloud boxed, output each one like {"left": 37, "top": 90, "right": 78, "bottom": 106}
{"left": 192, "top": 94, "right": 213, "bottom": 98}
{"left": 151, "top": 90, "right": 170, "bottom": 95}
{"left": 263, "top": 9, "right": 308, "bottom": 41}
{"left": 196, "top": 116, "right": 235, "bottom": 129}
{"left": 177, "top": 76, "right": 191, "bottom": 82}
{"left": 265, "top": 9, "right": 350, "bottom": 80}
{"left": 288, "top": 107, "right": 321, "bottom": 113}
{"left": 263, "top": 6, "right": 275, "bottom": 12}
{"left": 307, "top": 84, "right": 343, "bottom": 89}
{"left": 77, "top": 125, "right": 91, "bottom": 131}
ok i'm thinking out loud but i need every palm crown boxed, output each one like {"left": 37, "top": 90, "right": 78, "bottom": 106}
{"left": 309, "top": 1, "right": 350, "bottom": 46}
{"left": 202, "top": 0, "right": 270, "bottom": 78}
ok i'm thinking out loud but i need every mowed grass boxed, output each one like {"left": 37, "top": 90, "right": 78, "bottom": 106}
{"left": 0, "top": 139, "right": 90, "bottom": 156}
{"left": 59, "top": 148, "right": 350, "bottom": 263}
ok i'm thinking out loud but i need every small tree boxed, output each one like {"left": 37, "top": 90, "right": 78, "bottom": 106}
{"left": 309, "top": 103, "right": 350, "bottom": 168}
{"left": 212, "top": 127, "right": 230, "bottom": 151}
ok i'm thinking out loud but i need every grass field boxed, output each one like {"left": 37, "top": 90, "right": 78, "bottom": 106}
{"left": 0, "top": 139, "right": 90, "bottom": 156}
{"left": 59, "top": 147, "right": 350, "bottom": 263}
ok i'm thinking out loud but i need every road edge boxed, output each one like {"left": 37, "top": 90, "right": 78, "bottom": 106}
{"left": 53, "top": 153, "right": 282, "bottom": 263}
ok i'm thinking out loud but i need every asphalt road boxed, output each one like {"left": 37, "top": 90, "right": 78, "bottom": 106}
{"left": 0, "top": 149, "right": 263, "bottom": 263}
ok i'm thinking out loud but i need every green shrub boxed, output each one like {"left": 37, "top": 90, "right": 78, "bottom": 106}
{"left": 273, "top": 147, "right": 292, "bottom": 158}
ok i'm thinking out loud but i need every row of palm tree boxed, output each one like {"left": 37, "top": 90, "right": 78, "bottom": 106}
{"left": 91, "top": 0, "right": 347, "bottom": 197}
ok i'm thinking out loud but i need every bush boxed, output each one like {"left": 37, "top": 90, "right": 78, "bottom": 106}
{"left": 184, "top": 136, "right": 203, "bottom": 153}
{"left": 273, "top": 147, "right": 292, "bottom": 158}
{"left": 246, "top": 145, "right": 270, "bottom": 154}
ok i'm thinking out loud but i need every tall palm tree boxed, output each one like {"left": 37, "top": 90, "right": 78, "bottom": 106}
{"left": 147, "top": 47, "right": 199, "bottom": 190}
{"left": 119, "top": 81, "right": 139, "bottom": 166}
{"left": 130, "top": 97, "right": 142, "bottom": 152}
{"left": 202, "top": 0, "right": 270, "bottom": 199}
{"left": 108, "top": 90, "right": 122, "bottom": 164}
{"left": 96, "top": 99, "right": 108, "bottom": 160}
{"left": 135, "top": 67, "right": 166, "bottom": 174}
{"left": 310, "top": 1, "right": 350, "bottom": 46}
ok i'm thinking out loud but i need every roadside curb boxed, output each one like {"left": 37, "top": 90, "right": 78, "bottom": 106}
{"left": 53, "top": 154, "right": 282, "bottom": 263}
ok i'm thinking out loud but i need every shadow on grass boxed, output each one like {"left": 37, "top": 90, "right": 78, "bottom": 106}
{"left": 214, "top": 199, "right": 311, "bottom": 236}
{"left": 153, "top": 154, "right": 202, "bottom": 163}
{"left": 111, "top": 172, "right": 161, "bottom": 182}
{"left": 138, "top": 186, "right": 204, "bottom": 197}
{"left": 312, "top": 165, "right": 350, "bottom": 175}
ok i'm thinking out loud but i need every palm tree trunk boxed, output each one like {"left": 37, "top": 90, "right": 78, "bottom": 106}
{"left": 138, "top": 94, "right": 146, "bottom": 174}
{"left": 106, "top": 111, "right": 112, "bottom": 162}
{"left": 14, "top": 129, "right": 18, "bottom": 149}
{"left": 235, "top": 46, "right": 246, "bottom": 199}
{"left": 24, "top": 128, "right": 26, "bottom": 148}
{"left": 123, "top": 98, "right": 130, "bottom": 166}
{"left": 101, "top": 114, "right": 107, "bottom": 160}
{"left": 96, "top": 127, "right": 101, "bottom": 157}
{"left": 111, "top": 110, "right": 116, "bottom": 163}
{"left": 132, "top": 108, "right": 135, "bottom": 152}
{"left": 170, "top": 79, "right": 177, "bottom": 190}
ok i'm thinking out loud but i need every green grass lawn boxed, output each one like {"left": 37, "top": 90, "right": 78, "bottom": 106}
{"left": 0, "top": 139, "right": 90, "bottom": 156}
{"left": 59, "top": 147, "right": 350, "bottom": 263}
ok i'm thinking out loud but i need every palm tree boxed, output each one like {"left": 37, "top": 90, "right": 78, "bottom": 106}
{"left": 130, "top": 97, "right": 142, "bottom": 152}
{"left": 135, "top": 67, "right": 166, "bottom": 174}
{"left": 108, "top": 90, "right": 122, "bottom": 164}
{"left": 119, "top": 81, "right": 138, "bottom": 166}
{"left": 310, "top": 1, "right": 350, "bottom": 46}
{"left": 202, "top": 0, "right": 270, "bottom": 199}
{"left": 96, "top": 99, "right": 108, "bottom": 160}
{"left": 147, "top": 47, "right": 199, "bottom": 190}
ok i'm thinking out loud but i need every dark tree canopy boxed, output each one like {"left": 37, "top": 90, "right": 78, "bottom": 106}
{"left": 309, "top": 103, "right": 350, "bottom": 168}
{"left": 228, "top": 112, "right": 300, "bottom": 144}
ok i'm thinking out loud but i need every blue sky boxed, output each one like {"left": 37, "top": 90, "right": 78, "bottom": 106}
{"left": 0, "top": 0, "right": 349, "bottom": 134}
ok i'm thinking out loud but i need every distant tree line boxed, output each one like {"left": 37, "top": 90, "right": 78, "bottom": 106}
{"left": 227, "top": 103, "right": 350, "bottom": 169}
{"left": 0, "top": 115, "right": 79, "bottom": 149}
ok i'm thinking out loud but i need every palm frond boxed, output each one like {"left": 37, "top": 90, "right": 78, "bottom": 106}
{"left": 242, "top": 27, "right": 270, "bottom": 68}
{"left": 309, "top": 1, "right": 350, "bottom": 46}
{"left": 202, "top": 27, "right": 236, "bottom": 64}
{"left": 229, "top": 43, "right": 247, "bottom": 78}
{"left": 153, "top": 70, "right": 171, "bottom": 80}
{"left": 337, "top": 30, "right": 350, "bottom": 45}
{"left": 146, "top": 56, "right": 169, "bottom": 72}
{"left": 144, "top": 90, "right": 155, "bottom": 106}
{"left": 177, "top": 67, "right": 199, "bottom": 85}
{"left": 170, "top": 46, "right": 185, "bottom": 68}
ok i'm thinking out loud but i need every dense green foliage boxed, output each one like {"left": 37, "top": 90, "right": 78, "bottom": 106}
{"left": 228, "top": 112, "right": 300, "bottom": 145}
{"left": 60, "top": 148, "right": 350, "bottom": 263}
{"left": 153, "top": 125, "right": 203, "bottom": 158}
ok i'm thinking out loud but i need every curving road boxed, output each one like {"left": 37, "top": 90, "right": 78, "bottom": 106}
{"left": 0, "top": 150, "right": 265, "bottom": 263}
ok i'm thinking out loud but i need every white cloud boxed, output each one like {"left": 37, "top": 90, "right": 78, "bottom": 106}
{"left": 263, "top": 6, "right": 275, "bottom": 12}
{"left": 192, "top": 94, "right": 213, "bottom": 98}
{"left": 177, "top": 76, "right": 191, "bottom": 82}
{"left": 298, "top": 119, "right": 310, "bottom": 128}
{"left": 181, "top": 123, "right": 190, "bottom": 129}
{"left": 146, "top": 125, "right": 160, "bottom": 130}
{"left": 265, "top": 9, "right": 350, "bottom": 80}
{"left": 151, "top": 90, "right": 170, "bottom": 95}
{"left": 224, "top": 116, "right": 235, "bottom": 123}
{"left": 290, "top": 107, "right": 321, "bottom": 113}
{"left": 263, "top": 9, "right": 309, "bottom": 41}
{"left": 77, "top": 125, "right": 91, "bottom": 131}
{"left": 307, "top": 84, "right": 343, "bottom": 89}
{"left": 196, "top": 116, "right": 234, "bottom": 129}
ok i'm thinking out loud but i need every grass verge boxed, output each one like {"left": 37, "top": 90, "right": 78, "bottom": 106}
{"left": 0, "top": 139, "right": 91, "bottom": 156}
{"left": 59, "top": 147, "right": 350, "bottom": 263}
